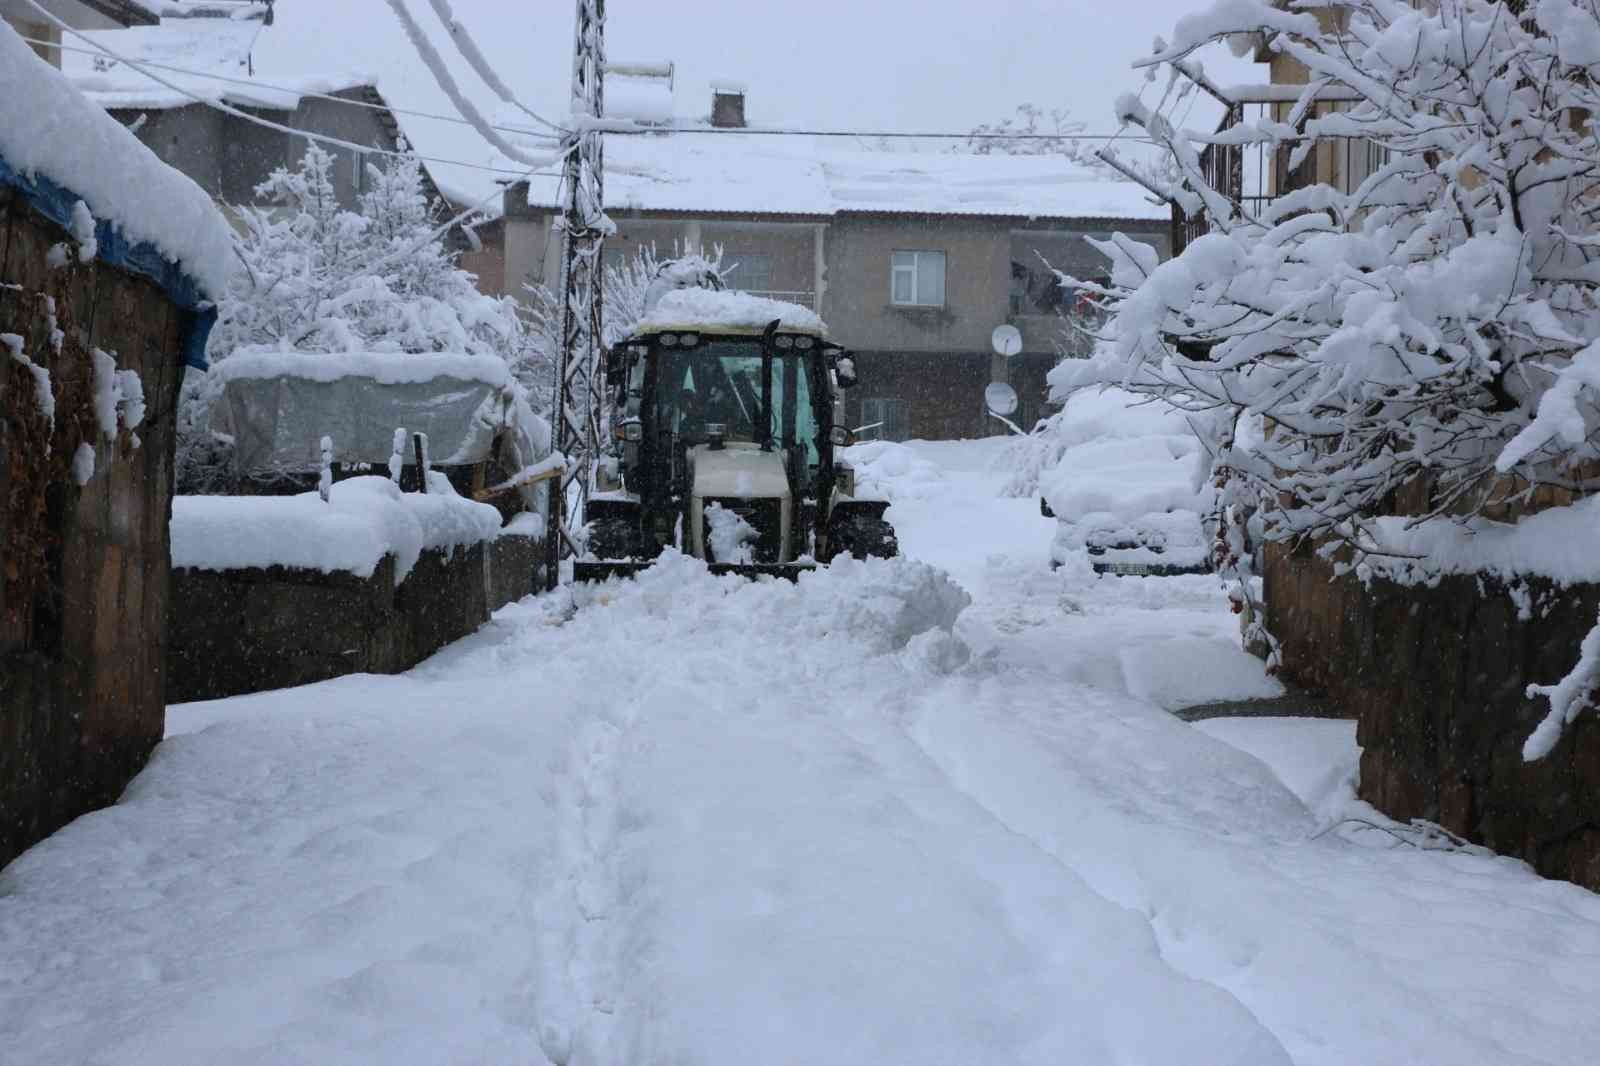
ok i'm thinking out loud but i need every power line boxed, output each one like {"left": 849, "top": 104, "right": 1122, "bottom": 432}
{"left": 637, "top": 126, "right": 1157, "bottom": 143}
{"left": 25, "top": 36, "right": 560, "bottom": 147}
{"left": 381, "top": 0, "right": 561, "bottom": 170}
{"left": 23, "top": 21, "right": 1160, "bottom": 153}
{"left": 27, "top": 36, "right": 1153, "bottom": 148}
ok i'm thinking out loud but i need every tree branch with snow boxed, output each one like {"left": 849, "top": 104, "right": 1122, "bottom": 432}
{"left": 1054, "top": 0, "right": 1600, "bottom": 750}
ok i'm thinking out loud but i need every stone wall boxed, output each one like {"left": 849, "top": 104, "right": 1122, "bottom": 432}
{"left": 1, "top": 185, "right": 188, "bottom": 870}
{"left": 168, "top": 533, "right": 543, "bottom": 704}
{"left": 1264, "top": 541, "right": 1600, "bottom": 890}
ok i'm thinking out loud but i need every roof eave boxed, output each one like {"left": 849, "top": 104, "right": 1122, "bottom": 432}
{"left": 84, "top": 0, "right": 161, "bottom": 26}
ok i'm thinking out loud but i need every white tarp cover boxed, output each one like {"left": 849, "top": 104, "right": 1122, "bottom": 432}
{"left": 218, "top": 373, "right": 508, "bottom": 475}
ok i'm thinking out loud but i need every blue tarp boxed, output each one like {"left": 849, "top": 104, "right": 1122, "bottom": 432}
{"left": 0, "top": 154, "right": 218, "bottom": 370}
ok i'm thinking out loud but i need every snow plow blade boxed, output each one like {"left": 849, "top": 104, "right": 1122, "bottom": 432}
{"left": 573, "top": 560, "right": 817, "bottom": 583}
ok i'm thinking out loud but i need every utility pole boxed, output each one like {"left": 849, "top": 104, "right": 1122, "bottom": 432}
{"left": 544, "top": 0, "right": 608, "bottom": 591}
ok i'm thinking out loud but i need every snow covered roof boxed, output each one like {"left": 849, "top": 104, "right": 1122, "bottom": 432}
{"left": 0, "top": 22, "right": 233, "bottom": 298}
{"left": 630, "top": 289, "right": 827, "bottom": 339}
{"left": 61, "top": 13, "right": 374, "bottom": 111}
{"left": 522, "top": 132, "right": 1168, "bottom": 223}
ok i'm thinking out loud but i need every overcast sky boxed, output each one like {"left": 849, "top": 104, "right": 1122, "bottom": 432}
{"left": 258, "top": 0, "right": 1257, "bottom": 202}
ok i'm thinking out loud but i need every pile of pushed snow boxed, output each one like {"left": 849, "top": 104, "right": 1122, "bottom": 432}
{"left": 789, "top": 554, "right": 971, "bottom": 653}
{"left": 840, "top": 440, "right": 945, "bottom": 501}
{"left": 171, "top": 474, "right": 501, "bottom": 583}
{"left": 0, "top": 24, "right": 234, "bottom": 299}
{"left": 587, "top": 551, "right": 970, "bottom": 656}
{"left": 632, "top": 288, "right": 825, "bottom": 336}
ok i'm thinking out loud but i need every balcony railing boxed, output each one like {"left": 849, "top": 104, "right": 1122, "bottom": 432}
{"left": 1175, "top": 95, "right": 1386, "bottom": 254}
{"left": 745, "top": 289, "right": 816, "bottom": 310}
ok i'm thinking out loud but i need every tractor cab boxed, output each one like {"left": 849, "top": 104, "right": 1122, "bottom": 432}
{"left": 579, "top": 283, "right": 894, "bottom": 581}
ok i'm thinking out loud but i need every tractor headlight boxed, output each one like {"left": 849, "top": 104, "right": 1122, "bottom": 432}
{"left": 678, "top": 332, "right": 700, "bottom": 347}
{"left": 794, "top": 336, "right": 815, "bottom": 350}
{"left": 614, "top": 419, "right": 643, "bottom": 442}
{"left": 660, "top": 333, "right": 680, "bottom": 347}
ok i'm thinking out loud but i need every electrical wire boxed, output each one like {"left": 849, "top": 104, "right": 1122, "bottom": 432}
{"left": 23, "top": 36, "right": 559, "bottom": 146}
{"left": 24, "top": 32, "right": 1152, "bottom": 146}
{"left": 420, "top": 0, "right": 567, "bottom": 135}
{"left": 381, "top": 0, "right": 558, "bottom": 169}
{"left": 15, "top": 6, "right": 542, "bottom": 180}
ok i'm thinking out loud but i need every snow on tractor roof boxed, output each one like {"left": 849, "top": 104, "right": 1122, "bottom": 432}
{"left": 629, "top": 288, "right": 828, "bottom": 340}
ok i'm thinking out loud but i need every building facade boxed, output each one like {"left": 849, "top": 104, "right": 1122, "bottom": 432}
{"left": 505, "top": 111, "right": 1169, "bottom": 440}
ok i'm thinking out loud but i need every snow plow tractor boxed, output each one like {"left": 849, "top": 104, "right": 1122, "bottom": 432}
{"left": 576, "top": 278, "right": 897, "bottom": 582}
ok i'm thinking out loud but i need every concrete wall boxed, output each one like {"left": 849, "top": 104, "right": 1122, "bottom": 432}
{"left": 126, "top": 107, "right": 228, "bottom": 199}
{"left": 1265, "top": 541, "right": 1600, "bottom": 892}
{"left": 823, "top": 215, "right": 1010, "bottom": 353}
{"left": 844, "top": 349, "right": 992, "bottom": 441}
{"left": 292, "top": 91, "right": 397, "bottom": 208}
{"left": 168, "top": 532, "right": 544, "bottom": 704}
{"left": 459, "top": 218, "right": 506, "bottom": 296}
{"left": 113, "top": 90, "right": 398, "bottom": 213}
{"left": 2, "top": 184, "right": 187, "bottom": 871}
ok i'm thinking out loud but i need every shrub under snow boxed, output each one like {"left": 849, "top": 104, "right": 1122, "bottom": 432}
{"left": 1076, "top": 0, "right": 1600, "bottom": 754}
{"left": 178, "top": 145, "right": 532, "bottom": 492}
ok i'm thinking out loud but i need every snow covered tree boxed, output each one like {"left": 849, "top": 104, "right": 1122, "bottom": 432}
{"left": 1064, "top": 0, "right": 1600, "bottom": 549}
{"left": 178, "top": 144, "right": 530, "bottom": 492}
{"left": 1063, "top": 0, "right": 1600, "bottom": 752}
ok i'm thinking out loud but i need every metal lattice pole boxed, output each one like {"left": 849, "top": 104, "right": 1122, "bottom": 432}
{"left": 544, "top": 0, "right": 607, "bottom": 590}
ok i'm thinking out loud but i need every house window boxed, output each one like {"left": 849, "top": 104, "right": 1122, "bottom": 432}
{"left": 891, "top": 250, "right": 945, "bottom": 307}
{"left": 858, "top": 398, "right": 911, "bottom": 443}
{"left": 724, "top": 252, "right": 774, "bottom": 295}
{"left": 352, "top": 149, "right": 368, "bottom": 195}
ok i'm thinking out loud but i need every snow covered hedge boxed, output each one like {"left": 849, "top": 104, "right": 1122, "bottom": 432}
{"left": 1073, "top": 0, "right": 1600, "bottom": 757}
{"left": 178, "top": 146, "right": 536, "bottom": 492}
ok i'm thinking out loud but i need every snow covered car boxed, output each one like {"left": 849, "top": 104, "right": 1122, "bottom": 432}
{"left": 1035, "top": 388, "right": 1216, "bottom": 578}
{"left": 1050, "top": 508, "right": 1212, "bottom": 576}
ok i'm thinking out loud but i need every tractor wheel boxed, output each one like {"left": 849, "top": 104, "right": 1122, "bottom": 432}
{"left": 831, "top": 514, "right": 899, "bottom": 560}
{"left": 587, "top": 516, "right": 638, "bottom": 561}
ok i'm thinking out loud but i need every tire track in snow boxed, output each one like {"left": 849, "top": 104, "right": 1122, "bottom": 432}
{"left": 830, "top": 670, "right": 1295, "bottom": 1064}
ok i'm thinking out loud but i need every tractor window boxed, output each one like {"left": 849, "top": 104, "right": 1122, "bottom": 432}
{"left": 655, "top": 339, "right": 820, "bottom": 461}
{"left": 772, "top": 355, "right": 819, "bottom": 467}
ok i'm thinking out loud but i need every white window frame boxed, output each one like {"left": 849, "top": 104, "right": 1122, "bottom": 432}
{"left": 891, "top": 250, "right": 946, "bottom": 307}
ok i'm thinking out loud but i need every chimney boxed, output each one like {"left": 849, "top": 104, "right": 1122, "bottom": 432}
{"left": 710, "top": 81, "right": 746, "bottom": 128}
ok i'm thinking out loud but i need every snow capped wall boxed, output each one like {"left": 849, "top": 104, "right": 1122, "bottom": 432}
{"left": 171, "top": 475, "right": 502, "bottom": 584}
{"left": 0, "top": 23, "right": 234, "bottom": 299}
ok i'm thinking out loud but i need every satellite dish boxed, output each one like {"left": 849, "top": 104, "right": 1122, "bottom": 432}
{"left": 991, "top": 323, "right": 1023, "bottom": 358}
{"left": 985, "top": 382, "right": 1019, "bottom": 417}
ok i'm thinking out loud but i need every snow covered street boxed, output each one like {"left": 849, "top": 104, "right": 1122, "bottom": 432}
{"left": 5, "top": 438, "right": 1600, "bottom": 1065}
